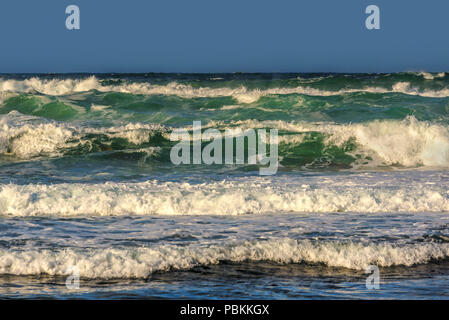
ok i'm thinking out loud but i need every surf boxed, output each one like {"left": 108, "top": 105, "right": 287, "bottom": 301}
{"left": 1, "top": 238, "right": 449, "bottom": 278}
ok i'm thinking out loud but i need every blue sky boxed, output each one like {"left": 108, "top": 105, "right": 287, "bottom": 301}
{"left": 0, "top": 0, "right": 448, "bottom": 73}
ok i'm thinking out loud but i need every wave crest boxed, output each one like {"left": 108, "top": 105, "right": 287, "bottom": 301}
{"left": 0, "top": 111, "right": 167, "bottom": 158}
{"left": 215, "top": 116, "right": 449, "bottom": 168}
{"left": 1, "top": 239, "right": 448, "bottom": 278}
{"left": 2, "top": 76, "right": 449, "bottom": 103}
{"left": 0, "top": 177, "right": 448, "bottom": 216}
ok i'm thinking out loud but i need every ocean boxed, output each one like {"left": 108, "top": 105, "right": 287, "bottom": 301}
{"left": 0, "top": 72, "right": 449, "bottom": 299}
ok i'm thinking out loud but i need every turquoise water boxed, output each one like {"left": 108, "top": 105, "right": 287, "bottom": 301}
{"left": 0, "top": 73, "right": 449, "bottom": 299}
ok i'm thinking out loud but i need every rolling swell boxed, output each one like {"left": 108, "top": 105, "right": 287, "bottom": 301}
{"left": 0, "top": 111, "right": 448, "bottom": 170}
{"left": 1, "top": 73, "right": 449, "bottom": 292}
{"left": 1, "top": 239, "right": 449, "bottom": 278}
{"left": 1, "top": 72, "right": 449, "bottom": 99}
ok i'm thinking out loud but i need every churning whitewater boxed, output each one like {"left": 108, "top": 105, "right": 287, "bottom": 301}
{"left": 2, "top": 239, "right": 449, "bottom": 279}
{"left": 1, "top": 73, "right": 449, "bottom": 295}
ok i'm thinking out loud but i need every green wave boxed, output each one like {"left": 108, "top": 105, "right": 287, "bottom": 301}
{"left": 2, "top": 91, "right": 449, "bottom": 125}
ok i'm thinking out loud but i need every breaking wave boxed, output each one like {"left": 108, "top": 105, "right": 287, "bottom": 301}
{"left": 1, "top": 239, "right": 449, "bottom": 278}
{"left": 2, "top": 76, "right": 449, "bottom": 103}
{"left": 1, "top": 112, "right": 448, "bottom": 169}
{"left": 0, "top": 111, "right": 168, "bottom": 159}
{"left": 0, "top": 177, "right": 448, "bottom": 216}
{"left": 219, "top": 116, "right": 449, "bottom": 168}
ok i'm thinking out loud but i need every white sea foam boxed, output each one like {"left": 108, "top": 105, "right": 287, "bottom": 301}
{"left": 1, "top": 239, "right": 448, "bottom": 278}
{"left": 0, "top": 174, "right": 448, "bottom": 216}
{"left": 0, "top": 77, "right": 100, "bottom": 96}
{"left": 1, "top": 77, "right": 449, "bottom": 103}
{"left": 0, "top": 114, "right": 75, "bottom": 158}
{"left": 212, "top": 116, "right": 449, "bottom": 167}
{"left": 323, "top": 116, "right": 449, "bottom": 167}
{"left": 418, "top": 72, "right": 446, "bottom": 80}
{"left": 0, "top": 112, "right": 167, "bottom": 158}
